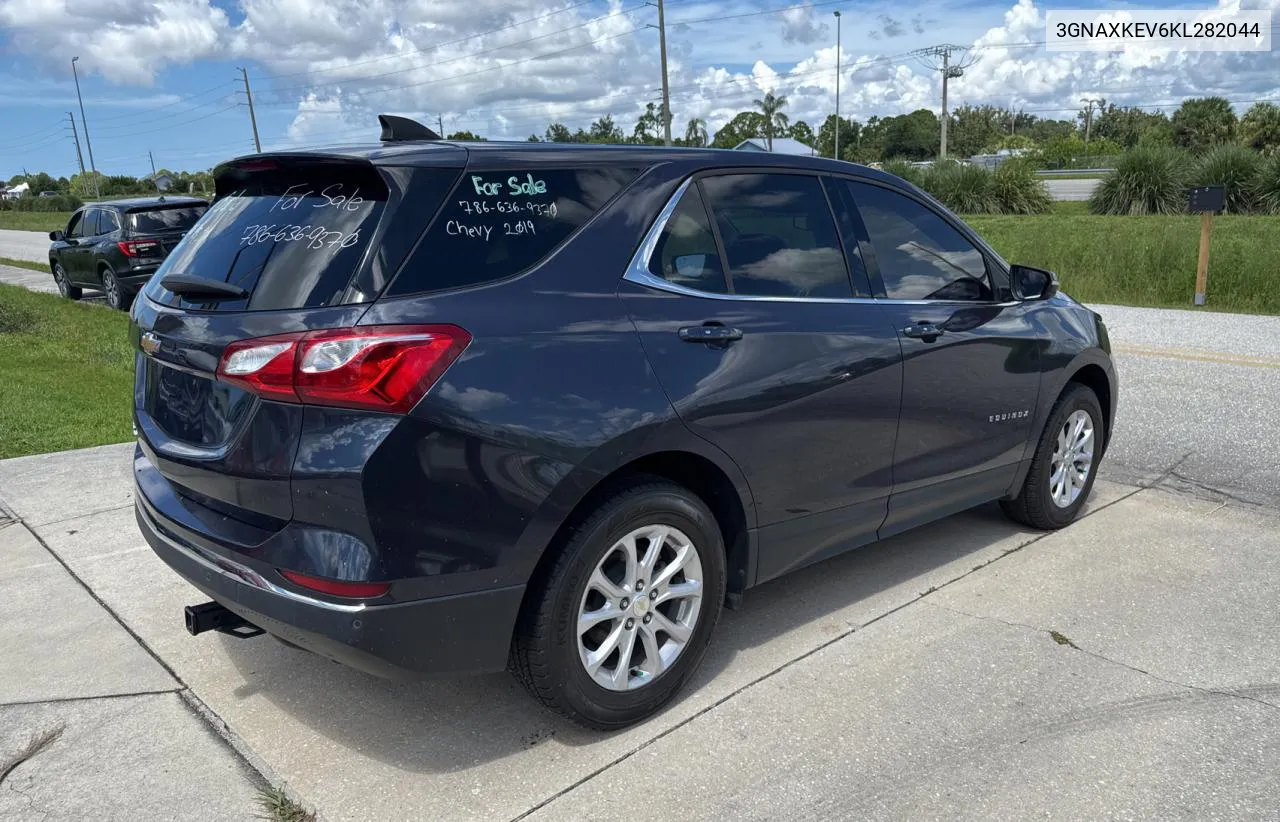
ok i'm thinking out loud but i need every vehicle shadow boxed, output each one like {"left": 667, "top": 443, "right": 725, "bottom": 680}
{"left": 214, "top": 497, "right": 1106, "bottom": 776}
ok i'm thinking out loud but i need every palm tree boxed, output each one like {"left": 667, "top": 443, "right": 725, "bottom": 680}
{"left": 753, "top": 93, "right": 790, "bottom": 151}
{"left": 684, "top": 118, "right": 708, "bottom": 148}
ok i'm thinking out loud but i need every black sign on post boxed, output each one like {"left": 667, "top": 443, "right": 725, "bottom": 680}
{"left": 1188, "top": 185, "right": 1225, "bottom": 214}
{"left": 1187, "top": 186, "right": 1224, "bottom": 307}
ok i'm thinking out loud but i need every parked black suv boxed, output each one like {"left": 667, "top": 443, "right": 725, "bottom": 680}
{"left": 49, "top": 196, "right": 208, "bottom": 309}
{"left": 131, "top": 116, "right": 1116, "bottom": 729}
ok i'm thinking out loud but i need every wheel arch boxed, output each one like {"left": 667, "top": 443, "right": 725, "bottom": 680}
{"left": 1066, "top": 361, "right": 1114, "bottom": 454}
{"left": 514, "top": 438, "right": 757, "bottom": 628}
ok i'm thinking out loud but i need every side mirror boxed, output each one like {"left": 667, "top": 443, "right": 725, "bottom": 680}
{"left": 49, "top": 230, "right": 64, "bottom": 242}
{"left": 1010, "top": 264, "right": 1058, "bottom": 301}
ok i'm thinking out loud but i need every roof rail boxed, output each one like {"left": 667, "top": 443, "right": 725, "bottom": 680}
{"left": 378, "top": 114, "right": 442, "bottom": 142}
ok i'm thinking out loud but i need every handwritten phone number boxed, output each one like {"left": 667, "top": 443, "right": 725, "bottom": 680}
{"left": 240, "top": 224, "right": 361, "bottom": 250}
{"left": 457, "top": 200, "right": 558, "bottom": 218}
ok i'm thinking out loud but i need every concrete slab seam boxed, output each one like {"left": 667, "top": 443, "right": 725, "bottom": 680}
{"left": 15, "top": 520, "right": 290, "bottom": 810}
{"left": 926, "top": 601, "right": 1280, "bottom": 713}
{"left": 510, "top": 481, "right": 1150, "bottom": 822}
{"left": 174, "top": 689, "right": 278, "bottom": 795}
{"left": 36, "top": 501, "right": 136, "bottom": 530}
{"left": 0, "top": 688, "right": 184, "bottom": 709}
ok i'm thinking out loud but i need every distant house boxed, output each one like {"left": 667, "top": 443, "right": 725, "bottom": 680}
{"left": 148, "top": 173, "right": 175, "bottom": 192}
{"left": 3, "top": 182, "right": 30, "bottom": 199}
{"left": 732, "top": 137, "right": 818, "bottom": 156}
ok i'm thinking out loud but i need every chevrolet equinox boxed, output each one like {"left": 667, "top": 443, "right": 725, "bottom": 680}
{"left": 131, "top": 115, "right": 1117, "bottom": 729}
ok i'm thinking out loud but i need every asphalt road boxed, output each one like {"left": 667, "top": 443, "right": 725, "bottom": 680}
{"left": 1095, "top": 303, "right": 1280, "bottom": 507}
{"left": 0, "top": 228, "right": 50, "bottom": 263}
{"left": 1045, "top": 178, "right": 1100, "bottom": 201}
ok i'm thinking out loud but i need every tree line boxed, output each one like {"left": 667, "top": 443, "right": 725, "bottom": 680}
{"left": 8, "top": 95, "right": 1278, "bottom": 195}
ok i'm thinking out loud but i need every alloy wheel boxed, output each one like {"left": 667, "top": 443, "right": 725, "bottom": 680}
{"left": 577, "top": 524, "right": 704, "bottom": 692}
{"left": 1049, "top": 409, "right": 1094, "bottom": 508}
{"left": 53, "top": 264, "right": 68, "bottom": 298}
{"left": 103, "top": 271, "right": 121, "bottom": 308}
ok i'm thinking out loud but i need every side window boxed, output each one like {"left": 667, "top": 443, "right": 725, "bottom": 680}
{"left": 387, "top": 167, "right": 641, "bottom": 296}
{"left": 846, "top": 181, "right": 992, "bottom": 302}
{"left": 99, "top": 210, "right": 120, "bottom": 234}
{"left": 648, "top": 184, "right": 727, "bottom": 294}
{"left": 700, "top": 173, "right": 851, "bottom": 299}
{"left": 65, "top": 211, "right": 86, "bottom": 238}
{"left": 82, "top": 209, "right": 101, "bottom": 236}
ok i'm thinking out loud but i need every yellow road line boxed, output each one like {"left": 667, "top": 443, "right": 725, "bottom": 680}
{"left": 1114, "top": 343, "right": 1280, "bottom": 370}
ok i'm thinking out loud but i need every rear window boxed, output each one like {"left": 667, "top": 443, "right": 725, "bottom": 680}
{"left": 144, "top": 161, "right": 402, "bottom": 312}
{"left": 127, "top": 205, "right": 206, "bottom": 233}
{"left": 385, "top": 167, "right": 640, "bottom": 296}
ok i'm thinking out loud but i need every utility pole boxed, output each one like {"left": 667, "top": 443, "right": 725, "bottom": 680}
{"left": 71, "top": 57, "right": 99, "bottom": 198}
{"left": 67, "top": 112, "right": 86, "bottom": 182}
{"left": 834, "top": 10, "right": 842, "bottom": 160}
{"left": 148, "top": 150, "right": 158, "bottom": 189}
{"left": 437, "top": 114, "right": 445, "bottom": 137}
{"left": 915, "top": 45, "right": 974, "bottom": 161}
{"left": 1081, "top": 97, "right": 1104, "bottom": 151}
{"left": 239, "top": 67, "right": 262, "bottom": 153}
{"left": 657, "top": 0, "right": 672, "bottom": 145}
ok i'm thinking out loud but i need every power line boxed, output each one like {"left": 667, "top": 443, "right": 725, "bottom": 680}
{"left": 86, "top": 80, "right": 238, "bottom": 123}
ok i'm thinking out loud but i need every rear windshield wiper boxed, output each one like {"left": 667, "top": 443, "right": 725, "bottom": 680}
{"left": 159, "top": 274, "right": 248, "bottom": 301}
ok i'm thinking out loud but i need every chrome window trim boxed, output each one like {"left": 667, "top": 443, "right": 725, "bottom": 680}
{"left": 621, "top": 174, "right": 1019, "bottom": 309}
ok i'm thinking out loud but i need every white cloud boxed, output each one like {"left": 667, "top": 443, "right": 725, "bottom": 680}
{"left": 0, "top": 0, "right": 228, "bottom": 85}
{"left": 780, "top": 3, "right": 828, "bottom": 46}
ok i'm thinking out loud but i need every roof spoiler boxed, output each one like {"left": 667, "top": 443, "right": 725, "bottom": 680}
{"left": 378, "top": 114, "right": 442, "bottom": 142}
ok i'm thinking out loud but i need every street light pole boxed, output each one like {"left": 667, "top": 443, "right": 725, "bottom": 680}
{"left": 71, "top": 57, "right": 99, "bottom": 198}
{"left": 833, "top": 10, "right": 841, "bottom": 161}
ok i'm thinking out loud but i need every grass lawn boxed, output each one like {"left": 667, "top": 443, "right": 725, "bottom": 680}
{"left": 0, "top": 284, "right": 133, "bottom": 459}
{"left": 0, "top": 211, "right": 73, "bottom": 233}
{"left": 965, "top": 211, "right": 1280, "bottom": 315}
{"left": 0, "top": 256, "right": 46, "bottom": 273}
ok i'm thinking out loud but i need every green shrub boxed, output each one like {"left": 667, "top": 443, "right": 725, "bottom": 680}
{"left": 919, "top": 160, "right": 1000, "bottom": 214}
{"left": 1089, "top": 145, "right": 1189, "bottom": 215}
{"left": 881, "top": 159, "right": 922, "bottom": 187}
{"left": 0, "top": 194, "right": 84, "bottom": 212}
{"left": 1252, "top": 153, "right": 1280, "bottom": 214}
{"left": 992, "top": 159, "right": 1053, "bottom": 214}
{"left": 1191, "top": 144, "right": 1260, "bottom": 213}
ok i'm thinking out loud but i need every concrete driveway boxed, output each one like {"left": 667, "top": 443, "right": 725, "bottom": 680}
{"left": 0, "top": 228, "right": 50, "bottom": 264}
{"left": 3, "top": 304, "right": 1279, "bottom": 821}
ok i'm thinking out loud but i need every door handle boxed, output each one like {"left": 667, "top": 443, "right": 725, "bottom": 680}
{"left": 902, "top": 323, "right": 944, "bottom": 342}
{"left": 679, "top": 324, "right": 744, "bottom": 343}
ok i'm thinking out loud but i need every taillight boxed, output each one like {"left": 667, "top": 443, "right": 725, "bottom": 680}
{"left": 279, "top": 569, "right": 389, "bottom": 599}
{"left": 118, "top": 240, "right": 161, "bottom": 257}
{"left": 215, "top": 325, "right": 470, "bottom": 413}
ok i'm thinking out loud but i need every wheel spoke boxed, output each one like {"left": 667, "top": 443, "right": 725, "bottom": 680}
{"left": 588, "top": 567, "right": 625, "bottom": 602}
{"left": 653, "top": 579, "right": 701, "bottom": 607}
{"left": 638, "top": 626, "right": 665, "bottom": 678}
{"left": 638, "top": 526, "right": 667, "bottom": 580}
{"left": 578, "top": 603, "right": 620, "bottom": 635}
{"left": 652, "top": 611, "right": 691, "bottom": 644}
{"left": 585, "top": 622, "right": 625, "bottom": 675}
{"left": 610, "top": 627, "right": 639, "bottom": 689}
{"left": 651, "top": 544, "right": 692, "bottom": 590}
{"left": 618, "top": 533, "right": 639, "bottom": 591}
{"left": 1075, "top": 427, "right": 1094, "bottom": 453}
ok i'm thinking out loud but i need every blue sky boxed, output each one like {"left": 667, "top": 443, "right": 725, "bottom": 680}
{"left": 1, "top": 0, "right": 1276, "bottom": 179}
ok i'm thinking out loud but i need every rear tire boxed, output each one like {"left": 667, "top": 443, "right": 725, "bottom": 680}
{"left": 52, "top": 262, "right": 81, "bottom": 300}
{"left": 510, "top": 479, "right": 726, "bottom": 730}
{"left": 101, "top": 267, "right": 131, "bottom": 311}
{"left": 1001, "top": 383, "right": 1104, "bottom": 530}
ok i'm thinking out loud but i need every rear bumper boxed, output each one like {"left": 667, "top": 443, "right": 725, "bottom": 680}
{"left": 135, "top": 489, "right": 525, "bottom": 680}
{"left": 119, "top": 265, "right": 159, "bottom": 288}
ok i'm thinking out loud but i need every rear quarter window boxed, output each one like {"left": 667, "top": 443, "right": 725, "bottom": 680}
{"left": 386, "top": 167, "right": 640, "bottom": 296}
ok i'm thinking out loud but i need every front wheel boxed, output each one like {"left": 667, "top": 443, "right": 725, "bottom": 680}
{"left": 1001, "top": 383, "right": 1104, "bottom": 530}
{"left": 510, "top": 479, "right": 726, "bottom": 730}
{"left": 52, "top": 262, "right": 81, "bottom": 300}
